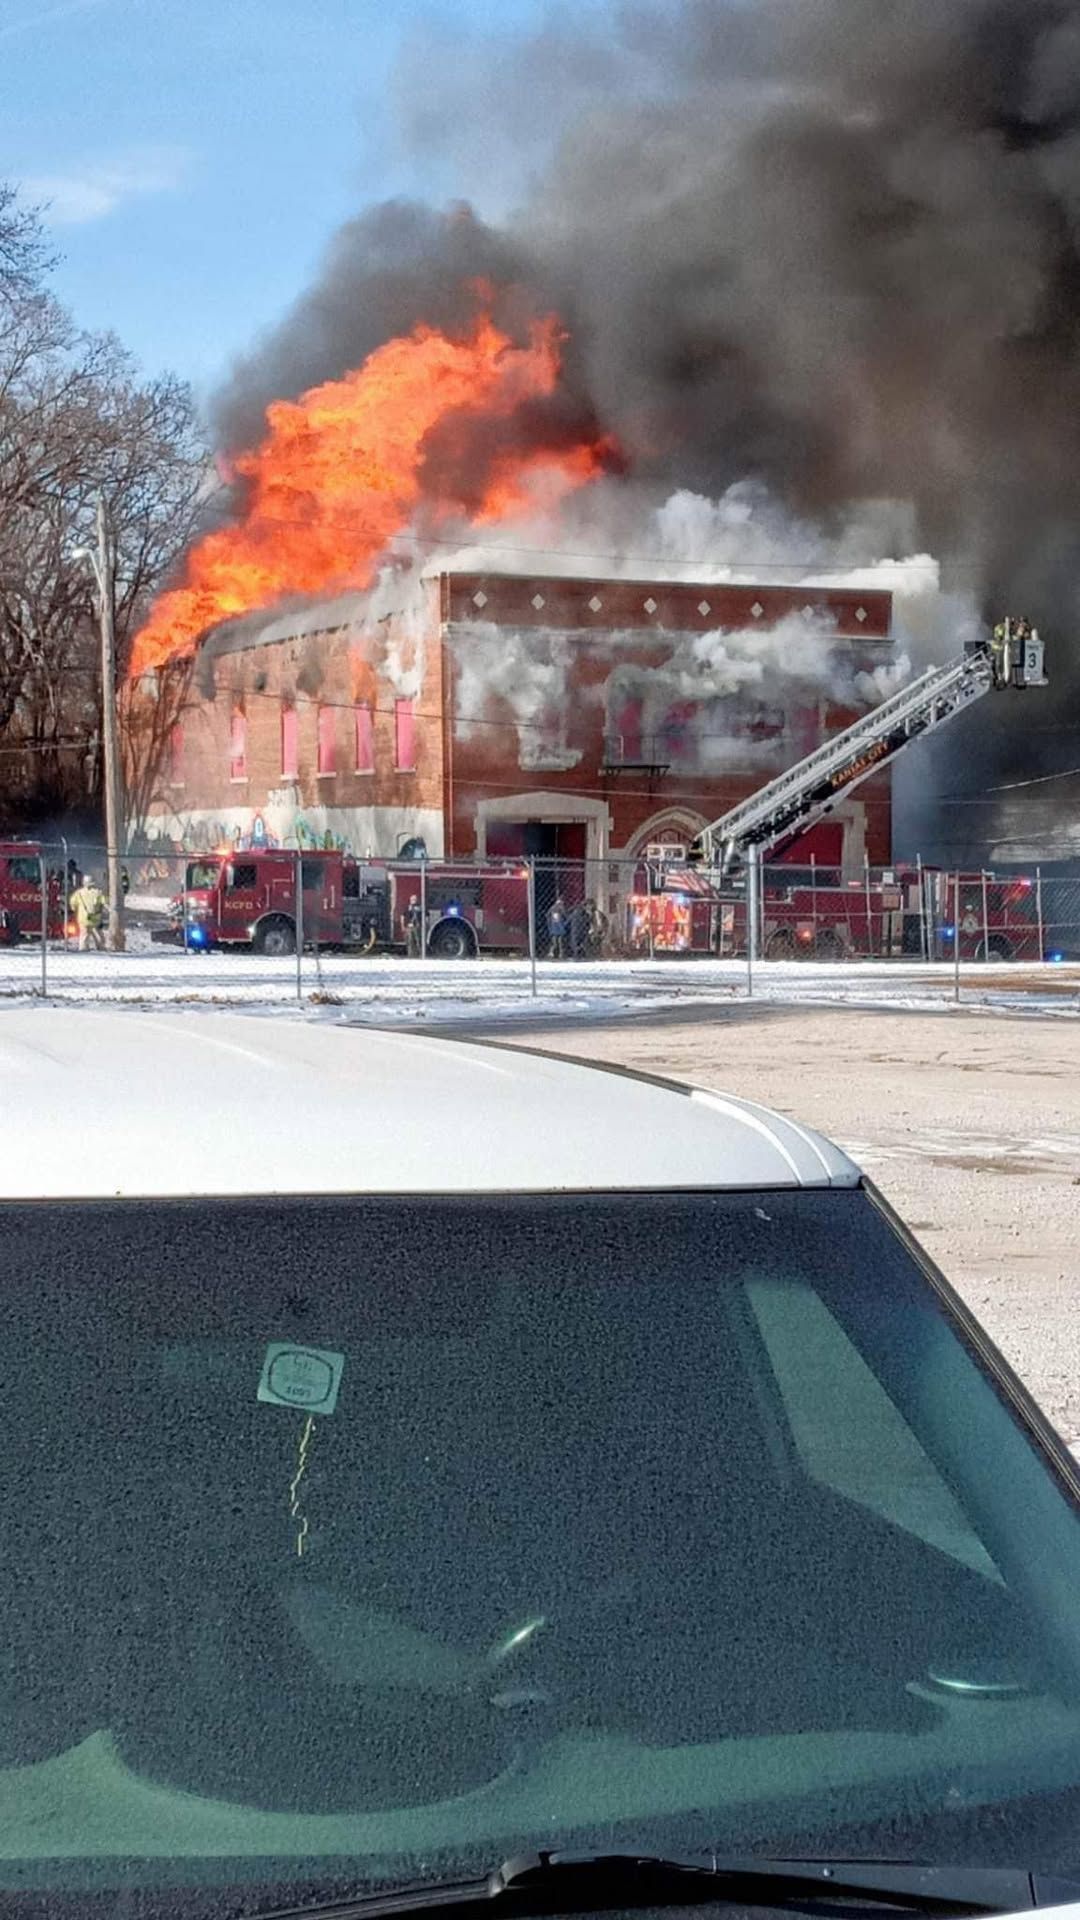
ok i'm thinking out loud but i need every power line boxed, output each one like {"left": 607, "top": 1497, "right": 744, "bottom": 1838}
{"left": 117, "top": 517, "right": 953, "bottom": 573}
{"left": 934, "top": 765, "right": 1080, "bottom": 802}
{"left": 8, "top": 671, "right": 1071, "bottom": 776}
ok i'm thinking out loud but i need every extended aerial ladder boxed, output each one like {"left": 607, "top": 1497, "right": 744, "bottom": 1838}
{"left": 689, "top": 618, "right": 1047, "bottom": 871}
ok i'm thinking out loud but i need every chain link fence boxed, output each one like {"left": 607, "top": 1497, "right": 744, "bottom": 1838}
{"left": 1, "top": 839, "right": 1079, "bottom": 1006}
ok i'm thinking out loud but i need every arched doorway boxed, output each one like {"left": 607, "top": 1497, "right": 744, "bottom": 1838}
{"left": 622, "top": 808, "right": 709, "bottom": 860}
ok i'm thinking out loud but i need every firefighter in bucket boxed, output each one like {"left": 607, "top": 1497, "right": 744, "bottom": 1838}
{"left": 991, "top": 615, "right": 1032, "bottom": 689}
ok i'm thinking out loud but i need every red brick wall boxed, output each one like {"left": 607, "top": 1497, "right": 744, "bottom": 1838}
{"left": 151, "top": 591, "right": 445, "bottom": 848}
{"left": 147, "top": 571, "right": 894, "bottom": 867}
{"left": 437, "top": 573, "right": 894, "bottom": 865}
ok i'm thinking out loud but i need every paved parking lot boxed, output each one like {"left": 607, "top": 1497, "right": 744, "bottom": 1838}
{"left": 496, "top": 1003, "right": 1080, "bottom": 1442}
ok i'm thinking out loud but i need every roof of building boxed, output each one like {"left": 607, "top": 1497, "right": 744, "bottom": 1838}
{"left": 194, "top": 574, "right": 894, "bottom": 659}
{"left": 0, "top": 1008, "right": 859, "bottom": 1199}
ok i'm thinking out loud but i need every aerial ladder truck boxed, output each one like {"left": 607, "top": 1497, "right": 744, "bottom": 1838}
{"left": 689, "top": 617, "right": 1047, "bottom": 875}
{"left": 619, "top": 619, "right": 1047, "bottom": 961}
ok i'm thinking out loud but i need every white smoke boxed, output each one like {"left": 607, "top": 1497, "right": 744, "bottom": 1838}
{"left": 413, "top": 480, "right": 984, "bottom": 753}
{"left": 229, "top": 479, "right": 980, "bottom": 767}
{"left": 446, "top": 621, "right": 583, "bottom": 769}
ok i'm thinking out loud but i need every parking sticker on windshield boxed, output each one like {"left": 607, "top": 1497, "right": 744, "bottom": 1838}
{"left": 257, "top": 1344, "right": 345, "bottom": 1415}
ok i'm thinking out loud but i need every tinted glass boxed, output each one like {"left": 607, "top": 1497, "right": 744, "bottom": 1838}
{"left": 2, "top": 1188, "right": 1080, "bottom": 1913}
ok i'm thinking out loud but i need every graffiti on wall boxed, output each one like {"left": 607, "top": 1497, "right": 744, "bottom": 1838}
{"left": 131, "top": 810, "right": 352, "bottom": 860}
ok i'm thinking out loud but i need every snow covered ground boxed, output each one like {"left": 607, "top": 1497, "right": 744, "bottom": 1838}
{"left": 2, "top": 929, "right": 1077, "bottom": 1023}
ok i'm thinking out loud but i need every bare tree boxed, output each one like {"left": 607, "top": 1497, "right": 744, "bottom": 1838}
{"left": 0, "top": 182, "right": 52, "bottom": 294}
{"left": 0, "top": 189, "right": 208, "bottom": 829}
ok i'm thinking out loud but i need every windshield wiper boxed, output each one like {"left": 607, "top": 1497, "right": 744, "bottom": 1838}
{"left": 251, "top": 1847, "right": 1075, "bottom": 1920}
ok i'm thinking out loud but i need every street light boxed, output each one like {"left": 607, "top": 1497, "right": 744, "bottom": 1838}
{"left": 71, "top": 497, "right": 125, "bottom": 952}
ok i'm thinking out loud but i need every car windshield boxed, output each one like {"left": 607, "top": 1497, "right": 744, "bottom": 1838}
{"left": 4, "top": 1186, "right": 1080, "bottom": 1912}
{"left": 185, "top": 862, "right": 221, "bottom": 891}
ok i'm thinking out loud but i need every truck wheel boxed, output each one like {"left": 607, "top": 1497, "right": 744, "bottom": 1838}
{"left": 975, "top": 934, "right": 1012, "bottom": 962}
{"left": 764, "top": 929, "right": 796, "bottom": 959}
{"left": 428, "top": 918, "right": 476, "bottom": 960}
{"left": 814, "top": 927, "right": 843, "bottom": 960}
{"left": 253, "top": 916, "right": 296, "bottom": 956}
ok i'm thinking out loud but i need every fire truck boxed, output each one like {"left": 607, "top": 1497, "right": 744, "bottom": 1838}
{"left": 158, "top": 850, "right": 531, "bottom": 957}
{"left": 0, "top": 842, "right": 66, "bottom": 945}
{"left": 627, "top": 618, "right": 1049, "bottom": 960}
{"left": 627, "top": 856, "right": 1043, "bottom": 961}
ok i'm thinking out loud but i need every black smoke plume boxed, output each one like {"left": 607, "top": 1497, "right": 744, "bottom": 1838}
{"left": 213, "top": 0, "right": 1080, "bottom": 858}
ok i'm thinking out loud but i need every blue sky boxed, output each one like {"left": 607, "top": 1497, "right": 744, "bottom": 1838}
{"left": 2, "top": 0, "right": 566, "bottom": 403}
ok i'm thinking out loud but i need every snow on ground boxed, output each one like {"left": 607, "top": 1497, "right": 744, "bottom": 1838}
{"left": 2, "top": 929, "right": 1078, "bottom": 1022}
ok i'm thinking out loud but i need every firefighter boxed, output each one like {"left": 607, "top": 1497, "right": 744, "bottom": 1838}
{"left": 404, "top": 897, "right": 423, "bottom": 958}
{"left": 547, "top": 895, "right": 568, "bottom": 959}
{"left": 70, "top": 874, "right": 106, "bottom": 951}
{"left": 991, "top": 617, "right": 1012, "bottom": 688}
{"left": 585, "top": 898, "right": 608, "bottom": 956}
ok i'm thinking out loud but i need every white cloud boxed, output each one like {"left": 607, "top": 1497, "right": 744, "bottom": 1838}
{"left": 21, "top": 146, "right": 190, "bottom": 226}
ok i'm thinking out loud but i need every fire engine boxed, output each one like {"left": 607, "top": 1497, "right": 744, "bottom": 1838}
{"left": 626, "top": 619, "right": 1049, "bottom": 960}
{"left": 0, "top": 842, "right": 66, "bottom": 945}
{"left": 156, "top": 851, "right": 532, "bottom": 957}
{"left": 627, "top": 856, "right": 1043, "bottom": 962}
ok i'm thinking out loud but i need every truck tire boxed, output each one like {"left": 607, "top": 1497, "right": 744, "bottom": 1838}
{"left": 253, "top": 916, "right": 296, "bottom": 957}
{"left": 814, "top": 927, "right": 843, "bottom": 960}
{"left": 428, "top": 918, "right": 477, "bottom": 960}
{"left": 764, "top": 929, "right": 796, "bottom": 959}
{"left": 975, "top": 934, "right": 1012, "bottom": 962}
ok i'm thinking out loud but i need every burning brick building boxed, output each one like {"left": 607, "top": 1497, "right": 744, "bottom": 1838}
{"left": 143, "top": 572, "right": 895, "bottom": 874}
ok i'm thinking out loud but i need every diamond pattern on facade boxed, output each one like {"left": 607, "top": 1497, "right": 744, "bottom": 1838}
{"left": 472, "top": 591, "right": 487, "bottom": 609}
{"left": 750, "top": 601, "right": 764, "bottom": 618}
{"left": 855, "top": 606, "right": 868, "bottom": 623}
{"left": 531, "top": 594, "right": 545, "bottom": 611}
{"left": 697, "top": 600, "right": 711, "bottom": 617}
{"left": 643, "top": 597, "right": 658, "bottom": 615}
{"left": 588, "top": 595, "right": 603, "bottom": 613}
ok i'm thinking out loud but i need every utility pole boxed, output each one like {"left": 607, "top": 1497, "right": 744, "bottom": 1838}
{"left": 95, "top": 494, "right": 125, "bottom": 952}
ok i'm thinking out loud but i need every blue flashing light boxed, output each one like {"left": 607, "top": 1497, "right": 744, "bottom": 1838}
{"left": 187, "top": 925, "right": 206, "bottom": 947}
{"left": 941, "top": 925, "right": 956, "bottom": 940}
{"left": 446, "top": 903, "right": 461, "bottom": 916}
{"left": 1049, "top": 951, "right": 1065, "bottom": 964}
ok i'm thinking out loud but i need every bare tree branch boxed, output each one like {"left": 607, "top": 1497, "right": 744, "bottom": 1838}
{"left": 0, "top": 185, "right": 209, "bottom": 827}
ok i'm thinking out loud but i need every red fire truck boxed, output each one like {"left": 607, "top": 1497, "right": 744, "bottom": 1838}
{"left": 157, "top": 851, "right": 532, "bottom": 957}
{"left": 623, "top": 616, "right": 1049, "bottom": 963}
{"left": 0, "top": 843, "right": 66, "bottom": 945}
{"left": 625, "top": 858, "right": 1042, "bottom": 961}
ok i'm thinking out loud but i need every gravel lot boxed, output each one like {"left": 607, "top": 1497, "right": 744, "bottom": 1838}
{"left": 500, "top": 1004, "right": 1080, "bottom": 1441}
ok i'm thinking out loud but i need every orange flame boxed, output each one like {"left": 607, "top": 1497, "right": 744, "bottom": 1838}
{"left": 131, "top": 310, "right": 608, "bottom": 675}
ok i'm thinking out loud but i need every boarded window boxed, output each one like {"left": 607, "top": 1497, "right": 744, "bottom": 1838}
{"left": 354, "top": 702, "right": 374, "bottom": 773}
{"left": 169, "top": 723, "right": 185, "bottom": 785}
{"left": 394, "top": 697, "right": 415, "bottom": 772}
{"left": 317, "top": 705, "right": 336, "bottom": 775}
{"left": 281, "top": 706, "right": 298, "bottom": 780}
{"left": 229, "top": 709, "right": 247, "bottom": 781}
